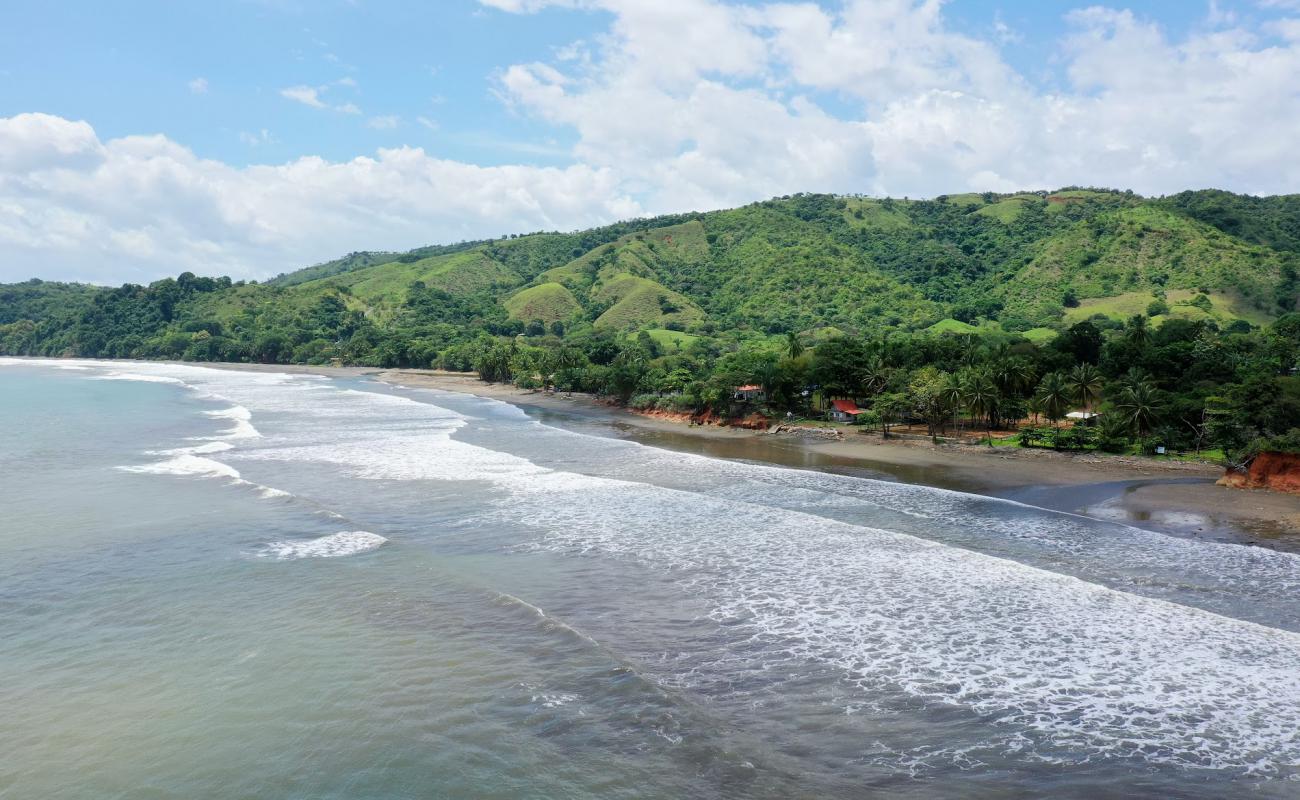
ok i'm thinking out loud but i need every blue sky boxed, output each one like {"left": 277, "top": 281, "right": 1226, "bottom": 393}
{"left": 1, "top": 1, "right": 601, "bottom": 167}
{"left": 3, "top": 0, "right": 1279, "bottom": 168}
{"left": 2, "top": 0, "right": 1298, "bottom": 283}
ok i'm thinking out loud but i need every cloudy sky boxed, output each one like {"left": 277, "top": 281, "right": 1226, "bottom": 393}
{"left": 3, "top": 0, "right": 1299, "bottom": 284}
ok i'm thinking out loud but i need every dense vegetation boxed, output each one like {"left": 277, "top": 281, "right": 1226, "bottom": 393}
{"left": 3, "top": 188, "right": 1299, "bottom": 464}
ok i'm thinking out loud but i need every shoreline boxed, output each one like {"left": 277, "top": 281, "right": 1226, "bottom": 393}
{"left": 378, "top": 369, "right": 1300, "bottom": 550}
{"left": 11, "top": 356, "right": 1299, "bottom": 549}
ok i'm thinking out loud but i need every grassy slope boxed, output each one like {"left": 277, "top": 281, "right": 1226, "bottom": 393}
{"left": 1063, "top": 289, "right": 1274, "bottom": 327}
{"left": 592, "top": 274, "right": 705, "bottom": 330}
{"left": 638, "top": 328, "right": 703, "bottom": 350}
{"left": 504, "top": 282, "right": 581, "bottom": 323}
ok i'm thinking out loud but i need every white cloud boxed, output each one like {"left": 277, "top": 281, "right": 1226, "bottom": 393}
{"left": 6, "top": 2, "right": 1300, "bottom": 285}
{"left": 280, "top": 84, "right": 327, "bottom": 108}
{"left": 486, "top": 0, "right": 1300, "bottom": 199}
{"left": 280, "top": 83, "right": 361, "bottom": 114}
{"left": 367, "top": 115, "right": 400, "bottom": 129}
{"left": 0, "top": 113, "right": 640, "bottom": 284}
{"left": 188, "top": 77, "right": 208, "bottom": 94}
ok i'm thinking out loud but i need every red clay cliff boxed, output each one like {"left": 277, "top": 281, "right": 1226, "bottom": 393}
{"left": 1218, "top": 451, "right": 1300, "bottom": 495}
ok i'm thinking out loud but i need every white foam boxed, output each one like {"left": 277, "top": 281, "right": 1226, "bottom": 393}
{"left": 203, "top": 405, "right": 261, "bottom": 440}
{"left": 261, "top": 531, "right": 387, "bottom": 559}
{"left": 95, "top": 372, "right": 189, "bottom": 385}
{"left": 150, "top": 441, "right": 235, "bottom": 456}
{"left": 117, "top": 455, "right": 241, "bottom": 481}
{"left": 256, "top": 486, "right": 293, "bottom": 500}
{"left": 507, "top": 473, "right": 1300, "bottom": 776}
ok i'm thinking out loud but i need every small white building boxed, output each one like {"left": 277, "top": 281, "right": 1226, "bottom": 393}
{"left": 1065, "top": 410, "right": 1102, "bottom": 426}
{"left": 734, "top": 384, "right": 767, "bottom": 403}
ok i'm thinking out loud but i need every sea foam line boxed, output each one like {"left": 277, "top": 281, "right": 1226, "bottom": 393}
{"left": 258, "top": 531, "right": 388, "bottom": 560}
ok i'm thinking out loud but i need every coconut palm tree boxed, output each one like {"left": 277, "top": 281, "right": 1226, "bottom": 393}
{"left": 1026, "top": 393, "right": 1044, "bottom": 426}
{"left": 1126, "top": 314, "right": 1152, "bottom": 348}
{"left": 991, "top": 356, "right": 1035, "bottom": 397}
{"left": 941, "top": 374, "right": 965, "bottom": 434}
{"left": 1116, "top": 382, "right": 1161, "bottom": 437}
{"left": 1068, "top": 363, "right": 1104, "bottom": 411}
{"left": 1035, "top": 372, "right": 1071, "bottom": 428}
{"left": 785, "top": 331, "right": 805, "bottom": 360}
{"left": 963, "top": 371, "right": 1001, "bottom": 446}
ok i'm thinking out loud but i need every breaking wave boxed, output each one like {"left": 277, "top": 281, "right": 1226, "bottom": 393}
{"left": 259, "top": 531, "right": 388, "bottom": 560}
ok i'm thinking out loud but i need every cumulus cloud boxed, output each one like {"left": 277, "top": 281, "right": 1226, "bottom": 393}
{"left": 188, "top": 77, "right": 208, "bottom": 94}
{"left": 0, "top": 113, "right": 639, "bottom": 284}
{"left": 5, "top": 1, "right": 1300, "bottom": 284}
{"left": 487, "top": 0, "right": 1300, "bottom": 199}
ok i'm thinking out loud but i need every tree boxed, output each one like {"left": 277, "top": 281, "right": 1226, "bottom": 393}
{"left": 1116, "top": 381, "right": 1161, "bottom": 437}
{"left": 1126, "top": 314, "right": 1152, "bottom": 349}
{"left": 963, "top": 370, "right": 1001, "bottom": 446}
{"left": 941, "top": 374, "right": 966, "bottom": 434}
{"left": 785, "top": 331, "right": 805, "bottom": 360}
{"left": 1035, "top": 372, "right": 1071, "bottom": 428}
{"left": 875, "top": 392, "right": 909, "bottom": 438}
{"left": 1068, "top": 363, "right": 1104, "bottom": 411}
{"left": 909, "top": 367, "right": 953, "bottom": 441}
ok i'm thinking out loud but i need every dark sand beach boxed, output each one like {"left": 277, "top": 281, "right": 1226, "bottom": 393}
{"left": 376, "top": 369, "right": 1300, "bottom": 551}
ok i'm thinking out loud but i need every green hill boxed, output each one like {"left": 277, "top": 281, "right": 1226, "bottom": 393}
{"left": 1000, "top": 205, "right": 1291, "bottom": 323}
{"left": 504, "top": 283, "right": 581, "bottom": 324}
{"left": 3, "top": 188, "right": 1297, "bottom": 367}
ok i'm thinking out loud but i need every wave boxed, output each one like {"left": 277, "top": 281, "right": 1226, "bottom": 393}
{"left": 259, "top": 531, "right": 387, "bottom": 560}
{"left": 150, "top": 441, "right": 236, "bottom": 457}
{"left": 95, "top": 372, "right": 189, "bottom": 385}
{"left": 202, "top": 405, "right": 261, "bottom": 440}
{"left": 117, "top": 454, "right": 241, "bottom": 481}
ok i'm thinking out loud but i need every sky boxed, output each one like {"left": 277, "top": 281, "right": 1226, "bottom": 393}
{"left": 2, "top": 0, "right": 1299, "bottom": 285}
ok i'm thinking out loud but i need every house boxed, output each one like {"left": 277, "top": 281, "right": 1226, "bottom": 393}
{"left": 1065, "top": 410, "right": 1102, "bottom": 426}
{"left": 829, "top": 399, "right": 866, "bottom": 423}
{"left": 734, "top": 385, "right": 766, "bottom": 403}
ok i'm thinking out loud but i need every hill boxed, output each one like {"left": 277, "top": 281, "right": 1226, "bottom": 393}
{"left": 2, "top": 188, "right": 1296, "bottom": 366}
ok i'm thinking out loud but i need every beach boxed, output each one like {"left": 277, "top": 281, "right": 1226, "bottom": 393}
{"left": 8, "top": 356, "right": 1300, "bottom": 797}
{"left": 378, "top": 369, "right": 1300, "bottom": 551}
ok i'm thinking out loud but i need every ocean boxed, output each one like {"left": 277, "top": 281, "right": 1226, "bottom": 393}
{"left": 2, "top": 358, "right": 1299, "bottom": 799}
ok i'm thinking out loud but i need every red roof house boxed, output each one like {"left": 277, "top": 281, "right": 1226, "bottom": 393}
{"left": 830, "top": 399, "right": 865, "bottom": 422}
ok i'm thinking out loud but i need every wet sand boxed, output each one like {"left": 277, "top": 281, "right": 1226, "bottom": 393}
{"left": 379, "top": 369, "right": 1300, "bottom": 551}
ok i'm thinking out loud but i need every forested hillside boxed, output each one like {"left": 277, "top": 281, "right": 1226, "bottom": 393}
{"left": 4, "top": 188, "right": 1299, "bottom": 463}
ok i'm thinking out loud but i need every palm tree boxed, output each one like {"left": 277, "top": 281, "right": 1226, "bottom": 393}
{"left": 1026, "top": 393, "right": 1044, "bottom": 426}
{"left": 785, "top": 331, "right": 805, "bottom": 360}
{"left": 1068, "top": 363, "right": 1104, "bottom": 411}
{"left": 1035, "top": 372, "right": 1071, "bottom": 428}
{"left": 859, "top": 356, "right": 890, "bottom": 399}
{"left": 1116, "top": 382, "right": 1161, "bottom": 437}
{"left": 941, "top": 374, "right": 965, "bottom": 434}
{"left": 1114, "top": 367, "right": 1150, "bottom": 396}
{"left": 1126, "top": 314, "right": 1152, "bottom": 348}
{"left": 963, "top": 371, "right": 1000, "bottom": 446}
{"left": 991, "top": 357, "right": 1035, "bottom": 397}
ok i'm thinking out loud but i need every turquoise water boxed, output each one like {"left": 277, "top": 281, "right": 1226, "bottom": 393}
{"left": 3, "top": 359, "right": 1300, "bottom": 799}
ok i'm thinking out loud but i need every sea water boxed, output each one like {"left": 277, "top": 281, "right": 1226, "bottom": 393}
{"left": 2, "top": 358, "right": 1299, "bottom": 799}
